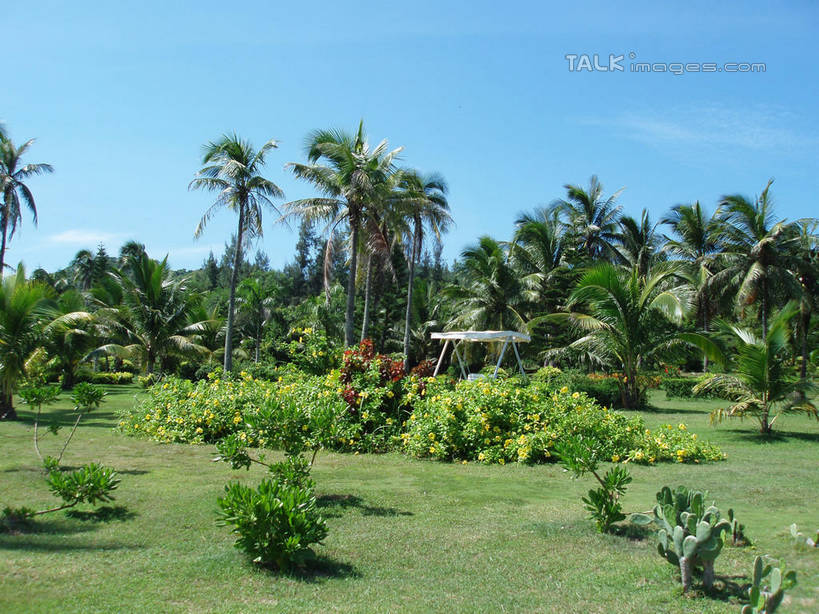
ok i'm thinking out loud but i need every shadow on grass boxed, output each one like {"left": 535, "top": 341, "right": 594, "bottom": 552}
{"left": 316, "top": 494, "right": 412, "bottom": 518}
{"left": 285, "top": 554, "right": 361, "bottom": 583}
{"left": 0, "top": 534, "right": 141, "bottom": 553}
{"left": 611, "top": 522, "right": 653, "bottom": 541}
{"left": 693, "top": 574, "right": 749, "bottom": 603}
{"left": 14, "top": 410, "right": 121, "bottom": 430}
{"left": 66, "top": 505, "right": 137, "bottom": 523}
{"left": 724, "top": 428, "right": 819, "bottom": 444}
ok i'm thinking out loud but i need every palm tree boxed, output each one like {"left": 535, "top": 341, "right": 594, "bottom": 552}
{"left": 509, "top": 206, "right": 568, "bottom": 307}
{"left": 693, "top": 302, "right": 817, "bottom": 434}
{"left": 550, "top": 263, "right": 690, "bottom": 408}
{"left": 236, "top": 277, "right": 276, "bottom": 363}
{"left": 99, "top": 254, "right": 207, "bottom": 374}
{"left": 0, "top": 135, "right": 53, "bottom": 274}
{"left": 445, "top": 237, "right": 525, "bottom": 332}
{"left": 0, "top": 266, "right": 49, "bottom": 419}
{"left": 662, "top": 201, "right": 725, "bottom": 369}
{"left": 42, "top": 289, "right": 94, "bottom": 388}
{"left": 789, "top": 220, "right": 819, "bottom": 387}
{"left": 284, "top": 121, "right": 402, "bottom": 346}
{"left": 714, "top": 180, "right": 798, "bottom": 340}
{"left": 190, "top": 134, "right": 283, "bottom": 371}
{"left": 395, "top": 170, "right": 452, "bottom": 371}
{"left": 614, "top": 209, "right": 662, "bottom": 277}
{"left": 556, "top": 175, "right": 622, "bottom": 262}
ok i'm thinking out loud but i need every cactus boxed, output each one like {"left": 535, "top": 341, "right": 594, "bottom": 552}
{"left": 652, "top": 486, "right": 730, "bottom": 592}
{"left": 790, "top": 523, "right": 818, "bottom": 548}
{"left": 741, "top": 556, "right": 797, "bottom": 613}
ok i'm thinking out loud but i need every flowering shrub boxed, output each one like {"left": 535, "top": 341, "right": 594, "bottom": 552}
{"left": 120, "top": 367, "right": 405, "bottom": 453}
{"left": 119, "top": 371, "right": 271, "bottom": 443}
{"left": 335, "top": 340, "right": 407, "bottom": 450}
{"left": 277, "top": 327, "right": 339, "bottom": 375}
{"left": 402, "top": 378, "right": 723, "bottom": 465}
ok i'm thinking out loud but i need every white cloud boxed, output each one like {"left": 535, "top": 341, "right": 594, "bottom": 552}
{"left": 48, "top": 229, "right": 123, "bottom": 245}
{"left": 581, "top": 104, "right": 818, "bottom": 153}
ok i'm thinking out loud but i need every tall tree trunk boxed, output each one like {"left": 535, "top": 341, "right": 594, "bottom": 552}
{"left": 800, "top": 303, "right": 810, "bottom": 384}
{"left": 760, "top": 277, "right": 768, "bottom": 342}
{"left": 224, "top": 207, "right": 245, "bottom": 371}
{"left": 701, "top": 298, "right": 709, "bottom": 373}
{"left": 360, "top": 253, "right": 373, "bottom": 342}
{"left": 344, "top": 214, "right": 359, "bottom": 347}
{"left": 0, "top": 207, "right": 8, "bottom": 278}
{"left": 0, "top": 391, "right": 16, "bottom": 420}
{"left": 403, "top": 221, "right": 420, "bottom": 373}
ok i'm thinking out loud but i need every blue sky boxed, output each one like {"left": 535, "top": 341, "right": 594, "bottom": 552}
{"left": 3, "top": 1, "right": 818, "bottom": 272}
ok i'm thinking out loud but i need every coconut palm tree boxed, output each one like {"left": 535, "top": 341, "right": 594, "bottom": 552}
{"left": 395, "top": 170, "right": 452, "bottom": 371}
{"left": 0, "top": 266, "right": 49, "bottom": 419}
{"left": 789, "top": 220, "right": 819, "bottom": 387}
{"left": 662, "top": 201, "right": 725, "bottom": 365}
{"left": 614, "top": 209, "right": 662, "bottom": 277}
{"left": 0, "top": 135, "right": 53, "bottom": 274}
{"left": 714, "top": 180, "right": 799, "bottom": 340}
{"left": 284, "top": 121, "right": 402, "bottom": 346}
{"left": 42, "top": 289, "right": 95, "bottom": 388}
{"left": 550, "top": 263, "right": 691, "bottom": 409}
{"left": 445, "top": 236, "right": 525, "bottom": 332}
{"left": 98, "top": 254, "right": 207, "bottom": 374}
{"left": 236, "top": 277, "right": 276, "bottom": 363}
{"left": 556, "top": 175, "right": 623, "bottom": 263}
{"left": 509, "top": 206, "right": 569, "bottom": 307}
{"left": 693, "top": 302, "right": 817, "bottom": 434}
{"left": 190, "top": 134, "right": 283, "bottom": 371}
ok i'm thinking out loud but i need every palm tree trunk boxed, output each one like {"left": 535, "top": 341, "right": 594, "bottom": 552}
{"left": 760, "top": 278, "right": 768, "bottom": 342}
{"left": 701, "top": 302, "right": 709, "bottom": 372}
{"left": 360, "top": 253, "right": 373, "bottom": 342}
{"left": 344, "top": 214, "right": 359, "bottom": 347}
{"left": 0, "top": 207, "right": 8, "bottom": 278}
{"left": 403, "top": 222, "right": 420, "bottom": 373}
{"left": 0, "top": 391, "right": 16, "bottom": 420}
{"left": 800, "top": 304, "right": 810, "bottom": 384}
{"left": 224, "top": 207, "right": 245, "bottom": 372}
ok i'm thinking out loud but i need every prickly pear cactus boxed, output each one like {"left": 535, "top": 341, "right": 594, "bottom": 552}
{"left": 741, "top": 556, "right": 797, "bottom": 613}
{"left": 651, "top": 486, "right": 730, "bottom": 592}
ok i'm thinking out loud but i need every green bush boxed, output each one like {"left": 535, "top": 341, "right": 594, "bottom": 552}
{"left": 76, "top": 371, "right": 134, "bottom": 385}
{"left": 662, "top": 376, "right": 721, "bottom": 399}
{"left": 402, "top": 378, "right": 723, "bottom": 465}
{"left": 216, "top": 478, "right": 328, "bottom": 570}
{"left": 276, "top": 327, "right": 340, "bottom": 375}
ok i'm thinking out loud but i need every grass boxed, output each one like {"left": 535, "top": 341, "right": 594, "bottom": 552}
{"left": 1, "top": 385, "right": 818, "bottom": 613}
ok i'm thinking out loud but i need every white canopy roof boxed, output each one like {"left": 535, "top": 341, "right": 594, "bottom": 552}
{"left": 430, "top": 330, "right": 531, "bottom": 343}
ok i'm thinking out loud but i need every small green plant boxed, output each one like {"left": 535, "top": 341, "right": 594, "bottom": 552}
{"left": 1, "top": 463, "right": 120, "bottom": 531}
{"left": 789, "top": 523, "right": 818, "bottom": 548}
{"left": 728, "top": 508, "right": 750, "bottom": 546}
{"left": 216, "top": 478, "right": 328, "bottom": 570}
{"left": 555, "top": 435, "right": 632, "bottom": 533}
{"left": 641, "top": 486, "right": 731, "bottom": 592}
{"left": 19, "top": 384, "right": 62, "bottom": 461}
{"left": 742, "top": 556, "right": 797, "bottom": 614}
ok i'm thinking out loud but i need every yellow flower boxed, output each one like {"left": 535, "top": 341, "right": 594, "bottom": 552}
{"left": 429, "top": 446, "right": 436, "bottom": 454}
{"left": 571, "top": 392, "right": 580, "bottom": 399}
{"left": 478, "top": 452, "right": 486, "bottom": 461}
{"left": 461, "top": 460, "right": 468, "bottom": 465}
{"left": 560, "top": 386, "right": 569, "bottom": 393}
{"left": 233, "top": 415, "right": 242, "bottom": 424}
{"left": 498, "top": 458, "right": 505, "bottom": 465}
{"left": 195, "top": 427, "right": 203, "bottom": 434}
{"left": 678, "top": 423, "right": 687, "bottom": 430}
{"left": 611, "top": 455, "right": 620, "bottom": 462}
{"left": 428, "top": 432, "right": 436, "bottom": 441}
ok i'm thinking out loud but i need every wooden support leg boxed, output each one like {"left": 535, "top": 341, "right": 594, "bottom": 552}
{"left": 433, "top": 339, "right": 450, "bottom": 377}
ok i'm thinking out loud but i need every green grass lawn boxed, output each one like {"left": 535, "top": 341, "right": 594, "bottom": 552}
{"left": 1, "top": 386, "right": 817, "bottom": 613}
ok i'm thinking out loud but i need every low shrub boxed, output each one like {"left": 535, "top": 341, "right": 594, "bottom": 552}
{"left": 120, "top": 371, "right": 271, "bottom": 443}
{"left": 277, "top": 327, "right": 340, "bottom": 375}
{"left": 661, "top": 375, "right": 722, "bottom": 399}
{"left": 216, "top": 478, "right": 328, "bottom": 570}
{"left": 402, "top": 378, "right": 723, "bottom": 465}
{"left": 80, "top": 371, "right": 134, "bottom": 385}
